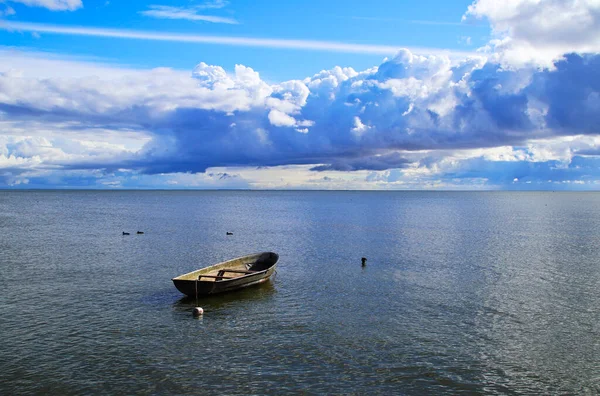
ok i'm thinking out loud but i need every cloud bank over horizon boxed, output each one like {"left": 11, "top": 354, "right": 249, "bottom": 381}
{"left": 0, "top": 0, "right": 599, "bottom": 189}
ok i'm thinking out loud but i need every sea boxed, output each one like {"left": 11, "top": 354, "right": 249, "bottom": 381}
{"left": 1, "top": 190, "right": 599, "bottom": 395}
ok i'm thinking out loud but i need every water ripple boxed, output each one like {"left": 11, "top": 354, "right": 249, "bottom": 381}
{"left": 2, "top": 191, "right": 600, "bottom": 394}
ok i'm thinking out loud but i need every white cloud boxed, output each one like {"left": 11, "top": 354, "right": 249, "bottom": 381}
{"left": 140, "top": 5, "right": 238, "bottom": 24}
{"left": 7, "top": 0, "right": 82, "bottom": 11}
{"left": 1, "top": 0, "right": 598, "bottom": 189}
{"left": 0, "top": 39, "right": 599, "bottom": 189}
{"left": 1, "top": 5, "right": 16, "bottom": 16}
{"left": 0, "top": 48, "right": 159, "bottom": 79}
{"left": 464, "top": 0, "right": 600, "bottom": 66}
{"left": 0, "top": 21, "right": 475, "bottom": 57}
{"left": 351, "top": 116, "right": 370, "bottom": 137}
{"left": 0, "top": 120, "right": 150, "bottom": 171}
{"left": 268, "top": 110, "right": 297, "bottom": 127}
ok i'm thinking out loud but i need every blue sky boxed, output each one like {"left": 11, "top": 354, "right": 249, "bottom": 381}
{"left": 1, "top": 0, "right": 488, "bottom": 80}
{"left": 0, "top": 0, "right": 599, "bottom": 189}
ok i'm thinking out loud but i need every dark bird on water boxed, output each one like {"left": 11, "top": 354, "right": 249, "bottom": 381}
{"left": 137, "top": 231, "right": 144, "bottom": 234}
{"left": 122, "top": 232, "right": 130, "bottom": 235}
{"left": 226, "top": 232, "right": 233, "bottom": 235}
{"left": 361, "top": 257, "right": 367, "bottom": 266}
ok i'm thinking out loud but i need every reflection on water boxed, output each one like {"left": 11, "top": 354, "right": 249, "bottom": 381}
{"left": 1, "top": 191, "right": 600, "bottom": 395}
{"left": 173, "top": 280, "right": 277, "bottom": 311}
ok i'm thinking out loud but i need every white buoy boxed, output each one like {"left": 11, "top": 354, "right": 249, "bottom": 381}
{"left": 192, "top": 307, "right": 204, "bottom": 316}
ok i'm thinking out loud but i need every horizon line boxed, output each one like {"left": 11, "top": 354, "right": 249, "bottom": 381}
{"left": 0, "top": 187, "right": 589, "bottom": 192}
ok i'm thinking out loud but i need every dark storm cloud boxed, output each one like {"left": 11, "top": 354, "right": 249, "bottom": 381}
{"left": 310, "top": 152, "right": 412, "bottom": 172}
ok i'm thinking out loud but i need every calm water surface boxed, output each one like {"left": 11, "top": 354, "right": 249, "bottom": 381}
{"left": 1, "top": 191, "right": 600, "bottom": 395}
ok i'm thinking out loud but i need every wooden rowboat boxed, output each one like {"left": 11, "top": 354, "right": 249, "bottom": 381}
{"left": 172, "top": 252, "right": 279, "bottom": 297}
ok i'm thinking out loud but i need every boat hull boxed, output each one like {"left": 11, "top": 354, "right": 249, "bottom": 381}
{"left": 172, "top": 252, "right": 278, "bottom": 297}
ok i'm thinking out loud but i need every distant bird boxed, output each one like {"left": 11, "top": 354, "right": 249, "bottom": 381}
{"left": 137, "top": 231, "right": 144, "bottom": 234}
{"left": 122, "top": 232, "right": 130, "bottom": 236}
{"left": 226, "top": 232, "right": 233, "bottom": 235}
{"left": 361, "top": 257, "right": 367, "bottom": 266}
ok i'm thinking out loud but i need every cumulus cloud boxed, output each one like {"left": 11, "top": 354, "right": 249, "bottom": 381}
{"left": 268, "top": 110, "right": 297, "bottom": 127}
{"left": 0, "top": 47, "right": 599, "bottom": 188}
{"left": 464, "top": 0, "right": 600, "bottom": 66}
{"left": 1, "top": 0, "right": 600, "bottom": 188}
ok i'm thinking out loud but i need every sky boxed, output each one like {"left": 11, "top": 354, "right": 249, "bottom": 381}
{"left": 0, "top": 0, "right": 599, "bottom": 190}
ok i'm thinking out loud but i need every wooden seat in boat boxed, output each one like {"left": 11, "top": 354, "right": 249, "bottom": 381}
{"left": 198, "top": 274, "right": 234, "bottom": 280}
{"left": 217, "top": 269, "right": 257, "bottom": 276}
